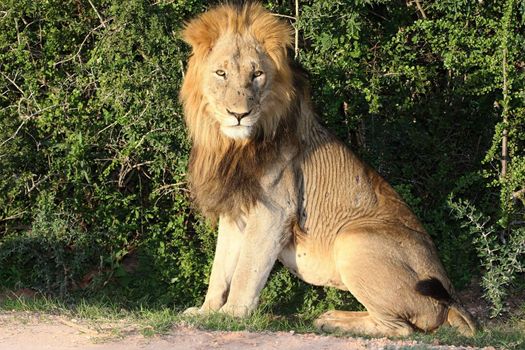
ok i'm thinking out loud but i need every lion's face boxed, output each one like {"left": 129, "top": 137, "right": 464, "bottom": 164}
{"left": 201, "top": 34, "right": 277, "bottom": 140}
{"left": 180, "top": 3, "right": 294, "bottom": 146}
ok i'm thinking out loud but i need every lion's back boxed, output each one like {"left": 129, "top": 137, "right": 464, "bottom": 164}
{"left": 296, "top": 125, "right": 426, "bottom": 244}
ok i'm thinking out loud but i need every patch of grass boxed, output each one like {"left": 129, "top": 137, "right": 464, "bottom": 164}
{"left": 138, "top": 308, "right": 179, "bottom": 335}
{"left": 410, "top": 324, "right": 525, "bottom": 350}
{"left": 0, "top": 294, "right": 65, "bottom": 314}
{"left": 180, "top": 310, "right": 316, "bottom": 334}
{"left": 0, "top": 293, "right": 178, "bottom": 337}
{"left": 1, "top": 295, "right": 523, "bottom": 349}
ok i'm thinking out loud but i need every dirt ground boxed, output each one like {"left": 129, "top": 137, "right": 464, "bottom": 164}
{"left": 1, "top": 280, "right": 523, "bottom": 350}
{"left": 0, "top": 312, "right": 496, "bottom": 350}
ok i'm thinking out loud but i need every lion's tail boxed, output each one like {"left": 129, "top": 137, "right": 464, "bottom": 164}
{"left": 415, "top": 278, "right": 477, "bottom": 336}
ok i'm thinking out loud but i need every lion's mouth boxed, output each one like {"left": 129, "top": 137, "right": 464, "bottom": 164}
{"left": 220, "top": 124, "right": 254, "bottom": 139}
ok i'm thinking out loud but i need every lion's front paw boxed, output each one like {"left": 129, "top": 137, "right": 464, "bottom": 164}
{"left": 219, "top": 303, "right": 251, "bottom": 318}
{"left": 183, "top": 299, "right": 225, "bottom": 316}
{"left": 183, "top": 306, "right": 204, "bottom": 316}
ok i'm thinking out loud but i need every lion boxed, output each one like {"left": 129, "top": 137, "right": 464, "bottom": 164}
{"left": 179, "top": 2, "right": 477, "bottom": 337}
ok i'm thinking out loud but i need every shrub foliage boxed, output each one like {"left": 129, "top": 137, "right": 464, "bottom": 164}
{"left": 0, "top": 0, "right": 523, "bottom": 315}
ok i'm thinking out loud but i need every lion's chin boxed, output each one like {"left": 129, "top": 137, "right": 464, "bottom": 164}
{"left": 220, "top": 125, "right": 253, "bottom": 140}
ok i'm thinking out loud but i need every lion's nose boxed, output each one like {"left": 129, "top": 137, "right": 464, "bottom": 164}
{"left": 226, "top": 109, "right": 251, "bottom": 122}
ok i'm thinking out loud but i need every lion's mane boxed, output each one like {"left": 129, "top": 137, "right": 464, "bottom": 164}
{"left": 180, "top": 3, "right": 308, "bottom": 220}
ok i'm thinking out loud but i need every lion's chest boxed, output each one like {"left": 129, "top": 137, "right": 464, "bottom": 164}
{"left": 278, "top": 241, "right": 346, "bottom": 290}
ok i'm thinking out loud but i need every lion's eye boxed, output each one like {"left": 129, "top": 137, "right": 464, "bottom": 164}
{"left": 253, "top": 70, "right": 264, "bottom": 79}
{"left": 215, "top": 69, "right": 226, "bottom": 77}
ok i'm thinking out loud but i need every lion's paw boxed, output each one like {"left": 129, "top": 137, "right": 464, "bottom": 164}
{"left": 219, "top": 303, "right": 251, "bottom": 318}
{"left": 313, "top": 317, "right": 340, "bottom": 333}
{"left": 314, "top": 311, "right": 341, "bottom": 332}
{"left": 182, "top": 306, "right": 204, "bottom": 316}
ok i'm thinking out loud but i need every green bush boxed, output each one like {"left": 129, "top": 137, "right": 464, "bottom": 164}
{"left": 0, "top": 192, "right": 96, "bottom": 295}
{"left": 449, "top": 197, "right": 525, "bottom": 317}
{"left": 1, "top": 0, "right": 523, "bottom": 316}
{"left": 0, "top": 0, "right": 209, "bottom": 306}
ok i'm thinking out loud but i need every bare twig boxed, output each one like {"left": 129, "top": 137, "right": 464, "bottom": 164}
{"left": 294, "top": 0, "right": 299, "bottom": 59}
{"left": 25, "top": 103, "right": 59, "bottom": 120}
{"left": 414, "top": 0, "right": 428, "bottom": 19}
{"left": 0, "top": 212, "right": 26, "bottom": 222}
{"left": 272, "top": 13, "right": 296, "bottom": 21}
{"left": 118, "top": 161, "right": 154, "bottom": 187}
{"left": 26, "top": 174, "right": 50, "bottom": 194}
{"left": 271, "top": 11, "right": 298, "bottom": 57}
{"left": 56, "top": 317, "right": 100, "bottom": 336}
{"left": 53, "top": 21, "right": 108, "bottom": 67}
{"left": 1, "top": 71, "right": 26, "bottom": 96}
{"left": 0, "top": 121, "right": 26, "bottom": 148}
{"left": 96, "top": 121, "right": 118, "bottom": 136}
{"left": 87, "top": 0, "right": 106, "bottom": 28}
{"left": 14, "top": 17, "right": 21, "bottom": 46}
{"left": 500, "top": 0, "right": 514, "bottom": 179}
{"left": 501, "top": 46, "right": 509, "bottom": 178}
{"left": 158, "top": 182, "right": 186, "bottom": 191}
{"left": 151, "top": 0, "right": 176, "bottom": 5}
{"left": 133, "top": 126, "right": 163, "bottom": 150}
{"left": 153, "top": 183, "right": 188, "bottom": 205}
{"left": 381, "top": 72, "right": 402, "bottom": 77}
{"left": 368, "top": 9, "right": 388, "bottom": 21}
{"left": 509, "top": 221, "right": 525, "bottom": 226}
{"left": 179, "top": 59, "right": 185, "bottom": 79}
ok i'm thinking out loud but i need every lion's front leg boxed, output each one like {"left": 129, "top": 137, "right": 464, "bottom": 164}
{"left": 185, "top": 215, "right": 243, "bottom": 315}
{"left": 219, "top": 202, "right": 292, "bottom": 317}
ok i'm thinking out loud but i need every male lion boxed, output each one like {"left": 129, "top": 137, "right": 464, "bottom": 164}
{"left": 179, "top": 3, "right": 477, "bottom": 337}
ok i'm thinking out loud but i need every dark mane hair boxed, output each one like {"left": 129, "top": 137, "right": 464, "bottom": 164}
{"left": 188, "top": 94, "right": 301, "bottom": 221}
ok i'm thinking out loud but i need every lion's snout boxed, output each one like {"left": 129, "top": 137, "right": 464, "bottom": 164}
{"left": 226, "top": 108, "right": 252, "bottom": 123}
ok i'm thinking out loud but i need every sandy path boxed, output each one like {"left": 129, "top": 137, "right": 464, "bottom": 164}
{"left": 0, "top": 313, "right": 494, "bottom": 350}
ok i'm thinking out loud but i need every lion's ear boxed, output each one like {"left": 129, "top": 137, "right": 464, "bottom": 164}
{"left": 182, "top": 8, "right": 227, "bottom": 56}
{"left": 248, "top": 4, "right": 293, "bottom": 71}
{"left": 182, "top": 18, "right": 217, "bottom": 55}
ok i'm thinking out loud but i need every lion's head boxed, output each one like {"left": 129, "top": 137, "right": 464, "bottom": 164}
{"left": 180, "top": 3, "right": 306, "bottom": 220}
{"left": 180, "top": 2, "right": 295, "bottom": 144}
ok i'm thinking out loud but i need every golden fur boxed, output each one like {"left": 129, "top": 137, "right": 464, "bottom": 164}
{"left": 180, "top": 2, "right": 300, "bottom": 220}
{"left": 180, "top": 2, "right": 294, "bottom": 147}
{"left": 180, "top": 3, "right": 477, "bottom": 337}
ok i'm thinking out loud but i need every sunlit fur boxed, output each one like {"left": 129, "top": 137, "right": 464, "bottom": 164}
{"left": 179, "top": 3, "right": 477, "bottom": 338}
{"left": 180, "top": 2, "right": 299, "bottom": 220}
{"left": 181, "top": 2, "right": 294, "bottom": 147}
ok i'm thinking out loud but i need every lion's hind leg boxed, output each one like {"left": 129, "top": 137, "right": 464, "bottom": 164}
{"left": 314, "top": 310, "right": 413, "bottom": 337}
{"left": 321, "top": 227, "right": 450, "bottom": 337}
